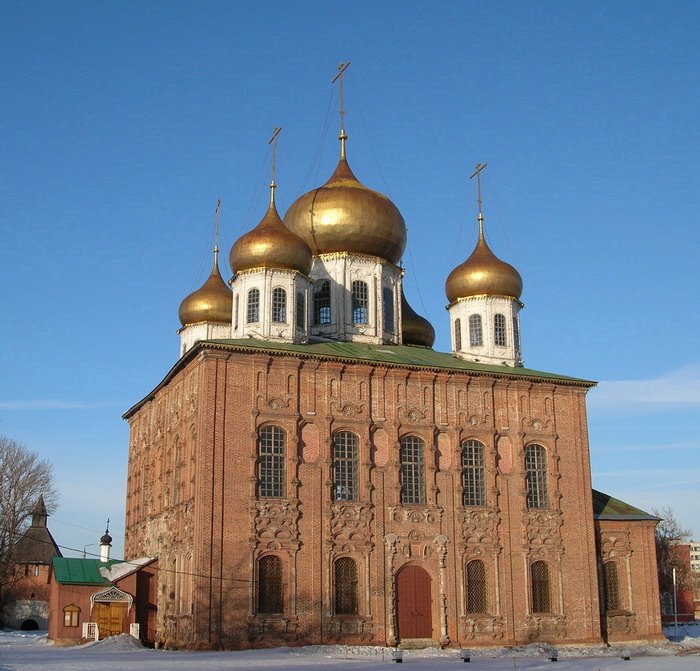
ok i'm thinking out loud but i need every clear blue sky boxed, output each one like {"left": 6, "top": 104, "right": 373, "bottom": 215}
{"left": 1, "top": 2, "right": 698, "bottom": 559}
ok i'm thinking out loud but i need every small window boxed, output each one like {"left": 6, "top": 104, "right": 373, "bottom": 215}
{"left": 531, "top": 561, "right": 551, "bottom": 613}
{"left": 296, "top": 292, "right": 305, "bottom": 329}
{"left": 513, "top": 314, "right": 520, "bottom": 353}
{"left": 469, "top": 314, "right": 483, "bottom": 347}
{"left": 247, "top": 288, "right": 260, "bottom": 323}
{"left": 400, "top": 435, "right": 426, "bottom": 505}
{"left": 454, "top": 318, "right": 462, "bottom": 350}
{"left": 494, "top": 313, "right": 507, "bottom": 347}
{"left": 333, "top": 431, "right": 359, "bottom": 501}
{"left": 258, "top": 426, "right": 285, "bottom": 498}
{"left": 604, "top": 561, "right": 622, "bottom": 611}
{"left": 466, "top": 560, "right": 488, "bottom": 613}
{"left": 258, "top": 555, "right": 283, "bottom": 614}
{"left": 525, "top": 444, "right": 548, "bottom": 509}
{"left": 334, "top": 557, "right": 358, "bottom": 615}
{"left": 313, "top": 280, "right": 331, "bottom": 325}
{"left": 63, "top": 604, "right": 80, "bottom": 627}
{"left": 382, "top": 287, "right": 394, "bottom": 332}
{"left": 234, "top": 294, "right": 239, "bottom": 330}
{"left": 462, "top": 440, "right": 486, "bottom": 507}
{"left": 272, "top": 287, "right": 287, "bottom": 323}
{"left": 351, "top": 280, "right": 369, "bottom": 324}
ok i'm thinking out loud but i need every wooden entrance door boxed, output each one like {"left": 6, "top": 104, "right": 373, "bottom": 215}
{"left": 396, "top": 564, "right": 433, "bottom": 639}
{"left": 93, "top": 602, "right": 125, "bottom": 638}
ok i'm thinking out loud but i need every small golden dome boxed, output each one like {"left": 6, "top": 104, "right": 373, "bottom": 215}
{"left": 229, "top": 186, "right": 313, "bottom": 276}
{"left": 283, "top": 157, "right": 407, "bottom": 264}
{"left": 401, "top": 289, "right": 435, "bottom": 348}
{"left": 178, "top": 252, "right": 232, "bottom": 326}
{"left": 445, "top": 223, "right": 523, "bottom": 303}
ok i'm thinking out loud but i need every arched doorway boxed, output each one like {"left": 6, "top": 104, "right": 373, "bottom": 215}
{"left": 396, "top": 564, "right": 433, "bottom": 640}
{"left": 90, "top": 586, "right": 132, "bottom": 639}
{"left": 20, "top": 619, "right": 39, "bottom": 631}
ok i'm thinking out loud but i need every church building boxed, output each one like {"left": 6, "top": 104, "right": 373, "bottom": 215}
{"left": 123, "top": 81, "right": 663, "bottom": 650}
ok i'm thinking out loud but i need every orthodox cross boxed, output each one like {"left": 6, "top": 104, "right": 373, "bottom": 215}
{"left": 332, "top": 61, "right": 351, "bottom": 157}
{"left": 213, "top": 198, "right": 221, "bottom": 257}
{"left": 469, "top": 162, "right": 488, "bottom": 234}
{"left": 268, "top": 126, "right": 282, "bottom": 203}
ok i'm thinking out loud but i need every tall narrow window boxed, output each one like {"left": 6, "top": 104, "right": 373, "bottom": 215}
{"left": 469, "top": 314, "right": 483, "bottom": 346}
{"left": 258, "top": 555, "right": 283, "bottom": 614}
{"left": 604, "top": 561, "right": 622, "bottom": 610}
{"left": 258, "top": 426, "right": 285, "bottom": 498}
{"left": 525, "top": 444, "right": 548, "bottom": 509}
{"left": 383, "top": 287, "right": 394, "bottom": 332}
{"left": 333, "top": 431, "right": 359, "bottom": 501}
{"left": 531, "top": 561, "right": 551, "bottom": 613}
{"left": 494, "top": 313, "right": 507, "bottom": 347}
{"left": 334, "top": 557, "right": 358, "bottom": 615}
{"left": 400, "top": 435, "right": 426, "bottom": 505}
{"left": 234, "top": 294, "right": 239, "bottom": 330}
{"left": 352, "top": 280, "right": 369, "bottom": 324}
{"left": 466, "top": 560, "right": 488, "bottom": 613}
{"left": 513, "top": 315, "right": 520, "bottom": 353}
{"left": 247, "top": 288, "right": 260, "bottom": 323}
{"left": 462, "top": 440, "right": 486, "bottom": 507}
{"left": 296, "top": 291, "right": 305, "bottom": 329}
{"left": 454, "top": 318, "right": 462, "bottom": 350}
{"left": 313, "top": 280, "right": 331, "bottom": 325}
{"left": 272, "top": 287, "right": 287, "bottom": 323}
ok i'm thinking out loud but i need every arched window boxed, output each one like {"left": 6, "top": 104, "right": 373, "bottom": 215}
{"left": 313, "top": 280, "right": 331, "bottom": 325}
{"left": 334, "top": 557, "right": 358, "bottom": 615}
{"left": 234, "top": 294, "right": 239, "bottom": 330}
{"left": 258, "top": 426, "right": 285, "bottom": 498}
{"left": 63, "top": 604, "right": 80, "bottom": 627}
{"left": 525, "top": 444, "right": 548, "bottom": 509}
{"left": 462, "top": 440, "right": 486, "bottom": 507}
{"left": 469, "top": 314, "right": 483, "bottom": 346}
{"left": 333, "top": 431, "right": 358, "bottom": 501}
{"left": 400, "top": 435, "right": 426, "bottom": 505}
{"left": 247, "top": 288, "right": 260, "bottom": 323}
{"left": 383, "top": 287, "right": 394, "bottom": 332}
{"left": 272, "top": 287, "right": 287, "bottom": 323}
{"left": 466, "top": 560, "right": 488, "bottom": 614}
{"left": 352, "top": 280, "right": 369, "bottom": 324}
{"left": 258, "top": 555, "right": 283, "bottom": 614}
{"left": 454, "top": 318, "right": 462, "bottom": 350}
{"left": 494, "top": 313, "right": 507, "bottom": 347}
{"left": 296, "top": 291, "right": 305, "bottom": 329}
{"left": 531, "top": 561, "right": 551, "bottom": 613}
{"left": 604, "top": 561, "right": 622, "bottom": 611}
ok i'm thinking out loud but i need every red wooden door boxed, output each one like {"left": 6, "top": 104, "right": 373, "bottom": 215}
{"left": 396, "top": 564, "right": 433, "bottom": 639}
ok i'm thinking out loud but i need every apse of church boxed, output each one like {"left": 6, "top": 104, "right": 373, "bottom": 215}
{"left": 123, "top": 67, "right": 663, "bottom": 650}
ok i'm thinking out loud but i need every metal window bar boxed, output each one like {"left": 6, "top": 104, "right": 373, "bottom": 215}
{"left": 313, "top": 280, "right": 331, "bottom": 325}
{"left": 494, "top": 313, "right": 507, "bottom": 347}
{"left": 296, "top": 292, "right": 305, "bottom": 329}
{"left": 466, "top": 560, "right": 488, "bottom": 613}
{"left": 334, "top": 557, "right": 358, "bottom": 615}
{"left": 604, "top": 561, "right": 622, "bottom": 610}
{"left": 351, "top": 280, "right": 369, "bottom": 324}
{"left": 382, "top": 287, "right": 394, "bottom": 332}
{"left": 469, "top": 314, "right": 483, "bottom": 346}
{"left": 525, "top": 444, "right": 549, "bottom": 508}
{"left": 531, "top": 561, "right": 551, "bottom": 613}
{"left": 333, "top": 431, "right": 359, "bottom": 501}
{"left": 247, "top": 288, "right": 260, "bottom": 323}
{"left": 272, "top": 287, "right": 287, "bottom": 323}
{"left": 454, "top": 318, "right": 462, "bottom": 350}
{"left": 400, "top": 436, "right": 426, "bottom": 505}
{"left": 258, "top": 426, "right": 285, "bottom": 498}
{"left": 258, "top": 555, "right": 283, "bottom": 614}
{"left": 462, "top": 440, "right": 486, "bottom": 506}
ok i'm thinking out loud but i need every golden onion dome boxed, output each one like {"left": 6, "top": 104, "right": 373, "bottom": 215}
{"left": 229, "top": 185, "right": 313, "bottom": 276}
{"left": 283, "top": 157, "right": 407, "bottom": 264}
{"left": 401, "top": 289, "right": 435, "bottom": 348}
{"left": 178, "top": 251, "right": 233, "bottom": 326}
{"left": 445, "top": 221, "right": 523, "bottom": 303}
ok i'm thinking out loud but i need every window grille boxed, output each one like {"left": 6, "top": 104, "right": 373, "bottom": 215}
{"left": 258, "top": 555, "right": 283, "bottom": 614}
{"left": 466, "top": 560, "right": 488, "bottom": 613}
{"left": 272, "top": 287, "right": 287, "bottom": 323}
{"left": 234, "top": 295, "right": 239, "bottom": 330}
{"left": 334, "top": 557, "right": 358, "bottom": 615}
{"left": 604, "top": 561, "right": 622, "bottom": 610}
{"left": 333, "top": 431, "right": 359, "bottom": 501}
{"left": 400, "top": 435, "right": 426, "bottom": 505}
{"left": 525, "top": 444, "right": 548, "bottom": 509}
{"left": 247, "top": 288, "right": 260, "bottom": 323}
{"left": 531, "top": 561, "right": 551, "bottom": 613}
{"left": 382, "top": 287, "right": 394, "bottom": 332}
{"left": 462, "top": 440, "right": 486, "bottom": 506}
{"left": 296, "top": 292, "right": 305, "bottom": 329}
{"left": 469, "top": 314, "right": 483, "bottom": 346}
{"left": 351, "top": 280, "right": 369, "bottom": 324}
{"left": 313, "top": 280, "right": 331, "bottom": 325}
{"left": 258, "top": 426, "right": 285, "bottom": 498}
{"left": 494, "top": 313, "right": 507, "bottom": 346}
{"left": 454, "top": 318, "right": 462, "bottom": 350}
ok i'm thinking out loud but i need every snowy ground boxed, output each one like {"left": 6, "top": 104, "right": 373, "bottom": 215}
{"left": 1, "top": 624, "right": 698, "bottom": 671}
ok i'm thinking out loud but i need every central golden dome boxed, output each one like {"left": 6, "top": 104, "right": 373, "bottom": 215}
{"left": 283, "top": 158, "right": 407, "bottom": 264}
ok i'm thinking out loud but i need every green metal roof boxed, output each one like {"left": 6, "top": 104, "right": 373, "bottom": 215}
{"left": 592, "top": 489, "right": 658, "bottom": 521}
{"left": 52, "top": 557, "right": 120, "bottom": 585}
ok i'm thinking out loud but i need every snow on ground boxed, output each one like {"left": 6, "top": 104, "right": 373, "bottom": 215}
{"left": 0, "top": 625, "right": 698, "bottom": 671}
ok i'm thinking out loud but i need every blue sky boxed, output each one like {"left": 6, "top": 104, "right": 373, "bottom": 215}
{"left": 1, "top": 2, "right": 698, "bottom": 559}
